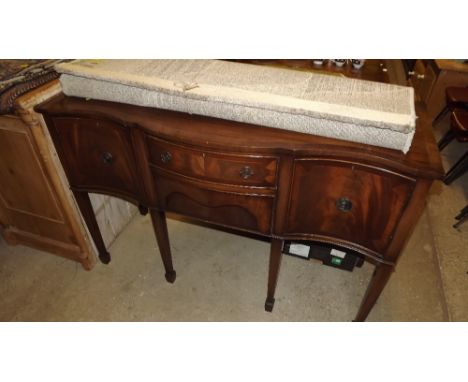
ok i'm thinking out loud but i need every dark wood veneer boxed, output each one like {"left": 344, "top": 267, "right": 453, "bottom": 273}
{"left": 146, "top": 135, "right": 278, "bottom": 188}
{"left": 37, "top": 92, "right": 443, "bottom": 321}
{"left": 50, "top": 116, "right": 143, "bottom": 202}
{"left": 285, "top": 159, "right": 415, "bottom": 254}
{"left": 152, "top": 171, "right": 274, "bottom": 235}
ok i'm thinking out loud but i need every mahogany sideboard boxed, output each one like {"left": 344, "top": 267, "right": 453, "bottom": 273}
{"left": 36, "top": 92, "right": 443, "bottom": 321}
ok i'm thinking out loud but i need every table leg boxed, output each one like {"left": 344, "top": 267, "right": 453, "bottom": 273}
{"left": 265, "top": 238, "right": 284, "bottom": 312}
{"left": 354, "top": 263, "right": 394, "bottom": 321}
{"left": 72, "top": 190, "right": 110, "bottom": 264}
{"left": 150, "top": 209, "right": 176, "bottom": 283}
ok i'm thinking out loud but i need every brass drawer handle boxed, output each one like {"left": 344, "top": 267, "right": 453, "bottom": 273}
{"left": 240, "top": 166, "right": 254, "bottom": 179}
{"left": 101, "top": 151, "right": 113, "bottom": 164}
{"left": 161, "top": 151, "right": 172, "bottom": 163}
{"left": 336, "top": 197, "right": 352, "bottom": 212}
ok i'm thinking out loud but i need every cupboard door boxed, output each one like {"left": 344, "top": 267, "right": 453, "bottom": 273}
{"left": 0, "top": 116, "right": 82, "bottom": 257}
{"left": 51, "top": 117, "right": 141, "bottom": 201}
{"left": 285, "top": 159, "right": 415, "bottom": 254}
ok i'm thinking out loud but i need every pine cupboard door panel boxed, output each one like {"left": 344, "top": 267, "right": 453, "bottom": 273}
{"left": 0, "top": 117, "right": 78, "bottom": 245}
{"left": 285, "top": 159, "right": 415, "bottom": 254}
{"left": 0, "top": 125, "right": 62, "bottom": 221}
{"left": 50, "top": 117, "right": 141, "bottom": 201}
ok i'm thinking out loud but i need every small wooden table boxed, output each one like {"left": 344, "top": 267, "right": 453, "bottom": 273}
{"left": 36, "top": 60, "right": 444, "bottom": 321}
{"left": 410, "top": 59, "right": 468, "bottom": 118}
{"left": 233, "top": 59, "right": 405, "bottom": 84}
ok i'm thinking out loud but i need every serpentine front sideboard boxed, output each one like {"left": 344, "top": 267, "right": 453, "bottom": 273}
{"left": 36, "top": 92, "right": 443, "bottom": 321}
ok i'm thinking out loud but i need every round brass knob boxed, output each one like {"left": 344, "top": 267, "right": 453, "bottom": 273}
{"left": 336, "top": 197, "right": 352, "bottom": 212}
{"left": 161, "top": 151, "right": 172, "bottom": 163}
{"left": 101, "top": 151, "right": 113, "bottom": 164}
{"left": 239, "top": 166, "right": 254, "bottom": 179}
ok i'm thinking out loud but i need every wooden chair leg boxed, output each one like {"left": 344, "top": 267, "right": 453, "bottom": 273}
{"left": 72, "top": 190, "right": 110, "bottom": 264}
{"left": 265, "top": 238, "right": 284, "bottom": 312}
{"left": 438, "top": 129, "right": 456, "bottom": 150}
{"left": 443, "top": 150, "right": 468, "bottom": 185}
{"left": 455, "top": 204, "right": 468, "bottom": 220}
{"left": 150, "top": 209, "right": 176, "bottom": 283}
{"left": 453, "top": 210, "right": 468, "bottom": 229}
{"left": 354, "top": 263, "right": 394, "bottom": 322}
{"left": 432, "top": 105, "right": 450, "bottom": 126}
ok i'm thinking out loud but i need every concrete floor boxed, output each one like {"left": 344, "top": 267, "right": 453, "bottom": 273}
{"left": 0, "top": 118, "right": 467, "bottom": 322}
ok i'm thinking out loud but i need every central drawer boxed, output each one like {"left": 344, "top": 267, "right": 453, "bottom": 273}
{"left": 151, "top": 171, "right": 274, "bottom": 234}
{"left": 146, "top": 135, "right": 278, "bottom": 188}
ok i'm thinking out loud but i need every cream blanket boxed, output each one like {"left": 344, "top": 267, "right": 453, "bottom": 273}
{"left": 56, "top": 60, "right": 416, "bottom": 153}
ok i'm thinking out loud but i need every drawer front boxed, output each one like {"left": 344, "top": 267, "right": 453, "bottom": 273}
{"left": 146, "top": 135, "right": 277, "bottom": 187}
{"left": 51, "top": 117, "right": 140, "bottom": 199}
{"left": 152, "top": 169, "right": 274, "bottom": 234}
{"left": 285, "top": 160, "right": 415, "bottom": 254}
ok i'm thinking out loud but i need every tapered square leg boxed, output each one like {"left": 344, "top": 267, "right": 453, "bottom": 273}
{"left": 432, "top": 105, "right": 449, "bottom": 126}
{"left": 354, "top": 263, "right": 394, "bottom": 322}
{"left": 72, "top": 190, "right": 110, "bottom": 264}
{"left": 150, "top": 209, "right": 176, "bottom": 283}
{"left": 265, "top": 297, "right": 275, "bottom": 312}
{"left": 265, "top": 238, "right": 284, "bottom": 312}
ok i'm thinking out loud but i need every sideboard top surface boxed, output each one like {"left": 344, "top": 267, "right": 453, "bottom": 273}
{"left": 36, "top": 93, "right": 444, "bottom": 180}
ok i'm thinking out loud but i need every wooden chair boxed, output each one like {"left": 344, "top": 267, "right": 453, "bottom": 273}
{"left": 433, "top": 87, "right": 468, "bottom": 126}
{"left": 438, "top": 109, "right": 468, "bottom": 184}
{"left": 453, "top": 204, "right": 468, "bottom": 229}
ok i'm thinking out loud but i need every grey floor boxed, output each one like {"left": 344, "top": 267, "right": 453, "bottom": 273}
{"left": 0, "top": 118, "right": 467, "bottom": 322}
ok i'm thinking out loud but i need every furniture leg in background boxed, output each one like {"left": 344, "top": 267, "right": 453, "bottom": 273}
{"left": 438, "top": 109, "right": 468, "bottom": 185}
{"left": 454, "top": 204, "right": 468, "bottom": 229}
{"left": 432, "top": 86, "right": 468, "bottom": 126}
{"left": 444, "top": 151, "right": 468, "bottom": 185}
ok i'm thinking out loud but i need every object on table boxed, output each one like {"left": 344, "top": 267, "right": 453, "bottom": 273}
{"left": 332, "top": 59, "right": 347, "bottom": 67}
{"left": 0, "top": 59, "right": 64, "bottom": 114}
{"left": 283, "top": 241, "right": 364, "bottom": 272}
{"left": 351, "top": 59, "right": 366, "bottom": 69}
{"left": 55, "top": 59, "right": 416, "bottom": 153}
